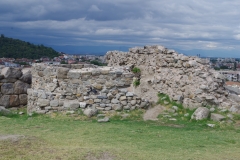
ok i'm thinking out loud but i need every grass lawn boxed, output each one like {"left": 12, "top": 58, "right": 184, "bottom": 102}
{"left": 1, "top": 110, "right": 240, "bottom": 160}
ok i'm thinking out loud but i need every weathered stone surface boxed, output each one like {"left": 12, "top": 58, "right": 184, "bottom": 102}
{"left": 126, "top": 92, "right": 134, "bottom": 97}
{"left": 19, "top": 94, "right": 28, "bottom": 105}
{"left": 0, "top": 78, "right": 17, "bottom": 83}
{"left": 84, "top": 108, "right": 98, "bottom": 117}
{"left": 1, "top": 67, "right": 22, "bottom": 79}
{"left": 93, "top": 84, "right": 102, "bottom": 90}
{"left": 191, "top": 107, "right": 210, "bottom": 120}
{"left": 14, "top": 81, "right": 30, "bottom": 94}
{"left": 0, "top": 95, "right": 10, "bottom": 107}
{"left": 98, "top": 117, "right": 110, "bottom": 123}
{"left": 111, "top": 99, "right": 119, "bottom": 104}
{"left": 140, "top": 101, "right": 148, "bottom": 108}
{"left": 211, "top": 113, "right": 225, "bottom": 121}
{"left": 63, "top": 100, "right": 80, "bottom": 110}
{"left": 50, "top": 100, "right": 59, "bottom": 107}
{"left": 57, "top": 67, "right": 70, "bottom": 79}
{"left": 1, "top": 83, "right": 14, "bottom": 95}
{"left": 79, "top": 102, "right": 87, "bottom": 108}
{"left": 9, "top": 95, "right": 19, "bottom": 107}
{"left": 119, "top": 96, "right": 127, "bottom": 101}
{"left": 112, "top": 104, "right": 122, "bottom": 111}
{"left": 120, "top": 101, "right": 127, "bottom": 106}
{"left": 38, "top": 99, "right": 50, "bottom": 107}
{"left": 228, "top": 94, "right": 240, "bottom": 103}
{"left": 130, "top": 100, "right": 136, "bottom": 105}
{"left": 19, "top": 71, "right": 32, "bottom": 84}
{"left": 67, "top": 70, "right": 81, "bottom": 79}
{"left": 229, "top": 105, "right": 240, "bottom": 113}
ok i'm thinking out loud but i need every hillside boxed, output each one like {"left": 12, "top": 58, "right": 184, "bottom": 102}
{"left": 0, "top": 34, "right": 59, "bottom": 59}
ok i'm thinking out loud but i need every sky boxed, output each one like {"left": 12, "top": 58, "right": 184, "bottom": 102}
{"left": 1, "top": 0, "right": 240, "bottom": 57}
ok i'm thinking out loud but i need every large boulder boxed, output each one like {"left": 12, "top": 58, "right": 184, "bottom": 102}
{"left": 1, "top": 67, "right": 22, "bottom": 79}
{"left": 14, "top": 80, "right": 31, "bottom": 94}
{"left": 1, "top": 83, "right": 14, "bottom": 95}
{"left": 191, "top": 107, "right": 210, "bottom": 120}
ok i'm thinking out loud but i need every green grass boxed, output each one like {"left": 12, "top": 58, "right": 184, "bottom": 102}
{"left": 1, "top": 109, "right": 240, "bottom": 160}
{"left": 156, "top": 93, "right": 239, "bottom": 130}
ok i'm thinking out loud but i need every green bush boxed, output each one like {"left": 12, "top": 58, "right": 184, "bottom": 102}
{"left": 133, "top": 79, "right": 140, "bottom": 87}
{"left": 132, "top": 67, "right": 141, "bottom": 73}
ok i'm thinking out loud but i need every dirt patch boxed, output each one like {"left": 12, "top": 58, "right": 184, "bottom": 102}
{"left": 85, "top": 152, "right": 116, "bottom": 160}
{"left": 0, "top": 135, "right": 25, "bottom": 142}
{"left": 143, "top": 105, "right": 165, "bottom": 121}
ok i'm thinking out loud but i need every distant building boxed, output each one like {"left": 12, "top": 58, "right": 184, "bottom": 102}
{"left": 43, "top": 61, "right": 60, "bottom": 65}
{"left": 219, "top": 71, "right": 240, "bottom": 82}
{"left": 4, "top": 62, "right": 20, "bottom": 67}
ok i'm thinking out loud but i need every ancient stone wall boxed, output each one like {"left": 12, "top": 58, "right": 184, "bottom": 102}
{"left": 27, "top": 64, "right": 149, "bottom": 114}
{"left": 105, "top": 45, "right": 240, "bottom": 111}
{"left": 0, "top": 67, "right": 31, "bottom": 108}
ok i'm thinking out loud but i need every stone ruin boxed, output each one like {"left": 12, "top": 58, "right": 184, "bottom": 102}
{"left": 0, "top": 44, "right": 235, "bottom": 115}
{"left": 27, "top": 64, "right": 149, "bottom": 114}
{"left": 105, "top": 45, "right": 240, "bottom": 113}
{"left": 0, "top": 67, "right": 31, "bottom": 108}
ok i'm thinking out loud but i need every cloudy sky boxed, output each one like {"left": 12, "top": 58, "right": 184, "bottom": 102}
{"left": 1, "top": 0, "right": 240, "bottom": 57}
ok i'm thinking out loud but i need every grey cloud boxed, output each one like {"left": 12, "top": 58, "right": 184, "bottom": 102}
{"left": 1, "top": 0, "right": 240, "bottom": 56}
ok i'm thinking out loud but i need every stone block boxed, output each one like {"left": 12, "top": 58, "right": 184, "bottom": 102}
{"left": 9, "top": 95, "right": 20, "bottom": 107}
{"left": 14, "top": 80, "right": 30, "bottom": 94}
{"left": 126, "top": 92, "right": 134, "bottom": 97}
{"left": 1, "top": 83, "right": 14, "bottom": 95}
{"left": 0, "top": 95, "right": 10, "bottom": 107}
{"left": 191, "top": 107, "right": 210, "bottom": 120}
{"left": 112, "top": 104, "right": 122, "bottom": 111}
{"left": 211, "top": 113, "right": 225, "bottom": 122}
{"left": 19, "top": 72, "right": 32, "bottom": 84}
{"left": 84, "top": 108, "right": 98, "bottom": 117}
{"left": 1, "top": 67, "right": 22, "bottom": 79}
{"left": 119, "top": 96, "right": 127, "bottom": 101}
{"left": 111, "top": 99, "right": 119, "bottom": 104}
{"left": 63, "top": 100, "right": 80, "bottom": 110}
{"left": 57, "top": 67, "right": 70, "bottom": 79}
{"left": 38, "top": 99, "right": 50, "bottom": 107}
{"left": 19, "top": 94, "right": 28, "bottom": 105}
{"left": 67, "top": 70, "right": 81, "bottom": 79}
{"left": 50, "top": 100, "right": 59, "bottom": 107}
{"left": 79, "top": 102, "right": 87, "bottom": 108}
